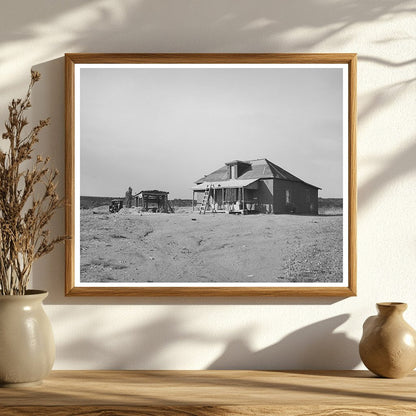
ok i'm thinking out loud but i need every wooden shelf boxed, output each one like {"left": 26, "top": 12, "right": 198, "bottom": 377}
{"left": 1, "top": 370, "right": 415, "bottom": 415}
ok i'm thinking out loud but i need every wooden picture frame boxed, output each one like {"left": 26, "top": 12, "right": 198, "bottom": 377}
{"left": 65, "top": 53, "right": 356, "bottom": 296}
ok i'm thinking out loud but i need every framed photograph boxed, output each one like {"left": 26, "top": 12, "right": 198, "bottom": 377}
{"left": 65, "top": 53, "right": 356, "bottom": 296}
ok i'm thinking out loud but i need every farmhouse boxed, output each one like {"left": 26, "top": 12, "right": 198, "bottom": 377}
{"left": 192, "top": 158, "right": 320, "bottom": 215}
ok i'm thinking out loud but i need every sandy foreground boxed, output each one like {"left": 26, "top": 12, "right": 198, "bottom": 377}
{"left": 80, "top": 207, "right": 343, "bottom": 283}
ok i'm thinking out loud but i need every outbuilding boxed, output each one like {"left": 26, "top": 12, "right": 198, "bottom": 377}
{"left": 132, "top": 190, "right": 174, "bottom": 213}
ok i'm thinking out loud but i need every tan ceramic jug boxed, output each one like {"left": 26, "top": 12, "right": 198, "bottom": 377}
{"left": 0, "top": 290, "right": 55, "bottom": 386}
{"left": 359, "top": 302, "right": 416, "bottom": 378}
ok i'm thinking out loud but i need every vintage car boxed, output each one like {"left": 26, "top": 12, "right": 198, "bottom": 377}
{"left": 109, "top": 199, "right": 124, "bottom": 213}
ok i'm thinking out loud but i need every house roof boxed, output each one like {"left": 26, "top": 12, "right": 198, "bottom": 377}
{"left": 195, "top": 158, "right": 321, "bottom": 189}
{"left": 133, "top": 190, "right": 169, "bottom": 197}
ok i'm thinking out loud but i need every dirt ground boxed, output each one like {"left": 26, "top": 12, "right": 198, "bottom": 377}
{"left": 80, "top": 206, "right": 343, "bottom": 283}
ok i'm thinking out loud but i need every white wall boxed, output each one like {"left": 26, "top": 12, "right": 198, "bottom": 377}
{"left": 1, "top": 0, "right": 415, "bottom": 370}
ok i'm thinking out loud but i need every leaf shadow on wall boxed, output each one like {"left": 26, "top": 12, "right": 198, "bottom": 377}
{"left": 207, "top": 314, "right": 360, "bottom": 370}
{"left": 53, "top": 307, "right": 359, "bottom": 370}
{"left": 0, "top": 0, "right": 414, "bottom": 97}
{"left": 356, "top": 55, "right": 416, "bottom": 210}
{"left": 54, "top": 311, "right": 214, "bottom": 369}
{"left": 358, "top": 139, "right": 416, "bottom": 210}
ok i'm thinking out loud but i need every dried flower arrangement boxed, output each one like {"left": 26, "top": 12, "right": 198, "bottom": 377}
{"left": 0, "top": 71, "right": 65, "bottom": 295}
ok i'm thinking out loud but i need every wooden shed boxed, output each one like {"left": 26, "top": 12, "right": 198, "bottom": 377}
{"left": 133, "top": 190, "right": 174, "bottom": 213}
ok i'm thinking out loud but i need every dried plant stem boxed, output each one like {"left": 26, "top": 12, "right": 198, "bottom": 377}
{"left": 0, "top": 71, "right": 65, "bottom": 295}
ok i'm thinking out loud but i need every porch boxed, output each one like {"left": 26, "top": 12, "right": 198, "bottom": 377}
{"left": 192, "top": 179, "right": 259, "bottom": 214}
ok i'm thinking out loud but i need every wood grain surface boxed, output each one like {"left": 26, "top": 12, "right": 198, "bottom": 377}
{"left": 1, "top": 370, "right": 415, "bottom": 415}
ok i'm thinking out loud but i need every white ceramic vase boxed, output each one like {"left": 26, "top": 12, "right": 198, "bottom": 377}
{"left": 0, "top": 290, "right": 55, "bottom": 387}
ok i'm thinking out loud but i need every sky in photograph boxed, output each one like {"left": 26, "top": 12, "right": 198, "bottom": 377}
{"left": 79, "top": 66, "right": 344, "bottom": 199}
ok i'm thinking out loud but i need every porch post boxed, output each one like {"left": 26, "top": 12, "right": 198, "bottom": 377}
{"left": 242, "top": 187, "right": 245, "bottom": 215}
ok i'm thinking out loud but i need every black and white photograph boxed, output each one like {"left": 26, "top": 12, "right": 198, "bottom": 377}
{"left": 65, "top": 54, "right": 356, "bottom": 296}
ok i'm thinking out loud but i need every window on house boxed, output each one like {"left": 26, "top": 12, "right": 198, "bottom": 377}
{"left": 286, "top": 189, "right": 290, "bottom": 204}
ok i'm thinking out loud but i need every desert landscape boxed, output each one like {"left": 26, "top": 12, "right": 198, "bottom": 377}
{"left": 80, "top": 202, "right": 343, "bottom": 284}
